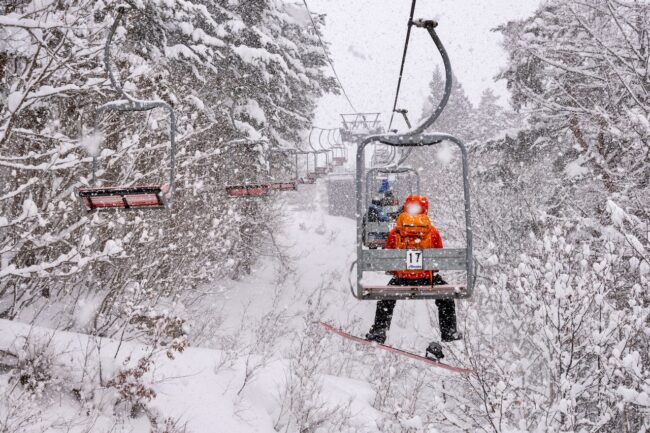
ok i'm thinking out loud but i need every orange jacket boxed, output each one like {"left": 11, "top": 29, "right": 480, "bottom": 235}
{"left": 385, "top": 195, "right": 443, "bottom": 280}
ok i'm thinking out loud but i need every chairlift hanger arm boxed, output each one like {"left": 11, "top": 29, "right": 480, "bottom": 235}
{"left": 387, "top": 0, "right": 418, "bottom": 131}
{"left": 409, "top": 19, "right": 452, "bottom": 135}
{"left": 394, "top": 108, "right": 412, "bottom": 129}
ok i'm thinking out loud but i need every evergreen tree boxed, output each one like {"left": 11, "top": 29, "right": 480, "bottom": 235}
{"left": 420, "top": 65, "right": 475, "bottom": 142}
{"left": 473, "top": 88, "right": 520, "bottom": 141}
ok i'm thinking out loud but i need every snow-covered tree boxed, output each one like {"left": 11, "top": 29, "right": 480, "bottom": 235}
{"left": 473, "top": 88, "right": 520, "bottom": 141}
{"left": 420, "top": 65, "right": 475, "bottom": 141}
{"left": 0, "top": 0, "right": 334, "bottom": 336}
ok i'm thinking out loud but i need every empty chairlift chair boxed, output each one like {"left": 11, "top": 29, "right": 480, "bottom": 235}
{"left": 295, "top": 151, "right": 316, "bottom": 184}
{"left": 340, "top": 113, "right": 383, "bottom": 144}
{"left": 267, "top": 149, "right": 298, "bottom": 191}
{"left": 332, "top": 146, "right": 347, "bottom": 166}
{"left": 226, "top": 145, "right": 300, "bottom": 196}
{"left": 77, "top": 8, "right": 176, "bottom": 212}
{"left": 225, "top": 140, "right": 271, "bottom": 198}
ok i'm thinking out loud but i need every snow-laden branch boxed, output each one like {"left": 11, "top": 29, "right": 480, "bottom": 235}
{"left": 0, "top": 240, "right": 123, "bottom": 279}
{"left": 0, "top": 14, "right": 66, "bottom": 29}
{"left": 0, "top": 178, "right": 38, "bottom": 202}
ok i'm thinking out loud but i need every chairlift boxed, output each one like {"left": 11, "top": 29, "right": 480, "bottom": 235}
{"left": 225, "top": 184, "right": 270, "bottom": 197}
{"left": 319, "top": 129, "right": 337, "bottom": 173}
{"left": 328, "top": 129, "right": 347, "bottom": 166}
{"left": 267, "top": 149, "right": 298, "bottom": 191}
{"left": 362, "top": 167, "right": 420, "bottom": 249}
{"left": 226, "top": 144, "right": 299, "bottom": 197}
{"left": 340, "top": 113, "right": 383, "bottom": 143}
{"left": 293, "top": 150, "right": 316, "bottom": 184}
{"left": 353, "top": 19, "right": 474, "bottom": 301}
{"left": 308, "top": 128, "right": 332, "bottom": 178}
{"left": 77, "top": 8, "right": 176, "bottom": 211}
{"left": 332, "top": 146, "right": 347, "bottom": 166}
{"left": 224, "top": 140, "right": 271, "bottom": 198}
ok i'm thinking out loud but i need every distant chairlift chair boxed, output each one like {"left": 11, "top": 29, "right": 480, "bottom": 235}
{"left": 306, "top": 127, "right": 336, "bottom": 177}
{"left": 267, "top": 149, "right": 298, "bottom": 191}
{"left": 225, "top": 145, "right": 298, "bottom": 197}
{"left": 340, "top": 113, "right": 383, "bottom": 144}
{"left": 331, "top": 131, "right": 347, "bottom": 166}
{"left": 295, "top": 150, "right": 317, "bottom": 184}
{"left": 78, "top": 8, "right": 176, "bottom": 211}
{"left": 314, "top": 152, "right": 330, "bottom": 177}
{"left": 225, "top": 140, "right": 271, "bottom": 198}
{"left": 362, "top": 167, "right": 420, "bottom": 249}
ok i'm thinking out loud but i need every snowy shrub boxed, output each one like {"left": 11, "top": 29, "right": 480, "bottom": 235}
{"left": 8, "top": 336, "right": 63, "bottom": 397}
{"left": 150, "top": 416, "right": 189, "bottom": 433}
{"left": 106, "top": 354, "right": 157, "bottom": 413}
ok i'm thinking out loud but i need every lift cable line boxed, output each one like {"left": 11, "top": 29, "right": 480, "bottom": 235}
{"left": 302, "top": 0, "right": 357, "bottom": 112}
{"left": 387, "top": 0, "right": 417, "bottom": 132}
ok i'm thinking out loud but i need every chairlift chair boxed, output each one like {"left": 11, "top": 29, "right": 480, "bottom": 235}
{"left": 362, "top": 167, "right": 420, "bottom": 249}
{"left": 317, "top": 129, "right": 336, "bottom": 173}
{"left": 226, "top": 145, "right": 299, "bottom": 196}
{"left": 225, "top": 184, "right": 270, "bottom": 197}
{"left": 77, "top": 8, "right": 176, "bottom": 211}
{"left": 293, "top": 150, "right": 316, "bottom": 184}
{"left": 224, "top": 139, "right": 272, "bottom": 198}
{"left": 340, "top": 113, "right": 383, "bottom": 144}
{"left": 304, "top": 152, "right": 318, "bottom": 183}
{"left": 353, "top": 18, "right": 474, "bottom": 301}
{"left": 267, "top": 149, "right": 298, "bottom": 191}
{"left": 332, "top": 144, "right": 347, "bottom": 166}
{"left": 312, "top": 152, "right": 329, "bottom": 177}
{"left": 326, "top": 129, "right": 347, "bottom": 167}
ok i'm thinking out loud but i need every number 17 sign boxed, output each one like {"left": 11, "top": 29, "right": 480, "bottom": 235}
{"left": 406, "top": 250, "right": 423, "bottom": 270}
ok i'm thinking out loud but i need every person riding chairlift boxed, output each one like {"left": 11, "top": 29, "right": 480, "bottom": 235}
{"left": 377, "top": 179, "right": 400, "bottom": 219}
{"left": 363, "top": 180, "right": 400, "bottom": 248}
{"left": 365, "top": 194, "right": 462, "bottom": 360}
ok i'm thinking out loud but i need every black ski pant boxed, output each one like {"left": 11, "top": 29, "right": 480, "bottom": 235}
{"left": 371, "top": 275, "right": 458, "bottom": 340}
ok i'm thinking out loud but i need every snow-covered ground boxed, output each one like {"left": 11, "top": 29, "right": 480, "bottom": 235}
{"left": 0, "top": 175, "right": 466, "bottom": 433}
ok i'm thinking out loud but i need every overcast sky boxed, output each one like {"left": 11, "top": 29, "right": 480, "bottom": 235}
{"left": 306, "top": 0, "right": 542, "bottom": 129}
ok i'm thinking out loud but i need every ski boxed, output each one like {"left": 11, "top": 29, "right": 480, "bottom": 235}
{"left": 320, "top": 322, "right": 473, "bottom": 374}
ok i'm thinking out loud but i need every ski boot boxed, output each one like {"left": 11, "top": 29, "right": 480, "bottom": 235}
{"left": 425, "top": 342, "right": 444, "bottom": 361}
{"left": 365, "top": 326, "right": 387, "bottom": 344}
